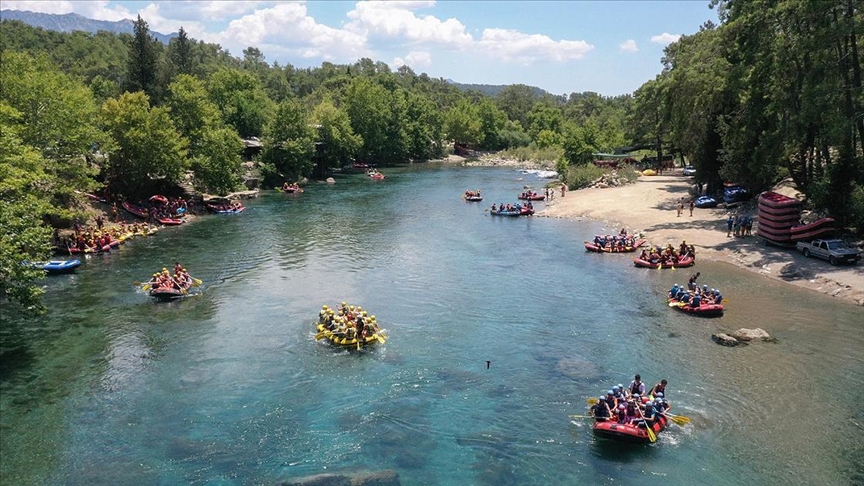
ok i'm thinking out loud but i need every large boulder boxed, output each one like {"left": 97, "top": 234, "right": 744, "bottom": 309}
{"left": 711, "top": 333, "right": 740, "bottom": 346}
{"left": 731, "top": 328, "right": 774, "bottom": 342}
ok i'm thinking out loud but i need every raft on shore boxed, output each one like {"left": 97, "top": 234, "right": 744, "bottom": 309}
{"left": 633, "top": 256, "right": 695, "bottom": 269}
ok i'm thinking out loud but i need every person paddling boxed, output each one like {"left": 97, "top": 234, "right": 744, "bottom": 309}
{"left": 591, "top": 397, "right": 612, "bottom": 422}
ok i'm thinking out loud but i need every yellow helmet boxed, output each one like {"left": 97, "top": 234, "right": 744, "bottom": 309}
{"left": 370, "top": 315, "right": 376, "bottom": 320}
{"left": 322, "top": 305, "right": 328, "bottom": 310}
{"left": 362, "top": 311, "right": 368, "bottom": 316}
{"left": 349, "top": 305, "right": 355, "bottom": 311}
{"left": 341, "top": 301, "right": 347, "bottom": 306}
{"left": 357, "top": 306, "right": 362, "bottom": 311}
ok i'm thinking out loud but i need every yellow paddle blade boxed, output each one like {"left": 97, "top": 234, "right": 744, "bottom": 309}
{"left": 669, "top": 415, "right": 689, "bottom": 426}
{"left": 191, "top": 277, "right": 202, "bottom": 286}
{"left": 586, "top": 398, "right": 599, "bottom": 405}
{"left": 141, "top": 284, "right": 151, "bottom": 292}
{"left": 568, "top": 414, "right": 592, "bottom": 419}
{"left": 646, "top": 425, "right": 657, "bottom": 443}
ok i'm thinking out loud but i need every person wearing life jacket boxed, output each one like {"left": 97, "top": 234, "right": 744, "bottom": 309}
{"left": 616, "top": 404, "right": 627, "bottom": 424}
{"left": 603, "top": 390, "right": 617, "bottom": 411}
{"left": 614, "top": 384, "right": 627, "bottom": 402}
{"left": 669, "top": 284, "right": 679, "bottom": 299}
{"left": 653, "top": 396, "right": 666, "bottom": 415}
{"left": 629, "top": 374, "right": 646, "bottom": 397}
{"left": 640, "top": 399, "right": 657, "bottom": 428}
{"left": 690, "top": 292, "right": 702, "bottom": 308}
{"left": 625, "top": 401, "right": 641, "bottom": 425}
{"left": 649, "top": 379, "right": 668, "bottom": 398}
{"left": 591, "top": 397, "right": 612, "bottom": 422}
{"left": 655, "top": 392, "right": 671, "bottom": 413}
{"left": 713, "top": 288, "right": 723, "bottom": 305}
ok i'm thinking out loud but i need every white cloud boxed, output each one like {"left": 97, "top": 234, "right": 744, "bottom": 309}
{"left": 650, "top": 32, "right": 681, "bottom": 45}
{"left": 477, "top": 28, "right": 593, "bottom": 64}
{"left": 619, "top": 39, "right": 638, "bottom": 53}
{"left": 215, "top": 3, "right": 368, "bottom": 61}
{"left": 393, "top": 50, "right": 432, "bottom": 68}
{"left": 346, "top": 0, "right": 472, "bottom": 48}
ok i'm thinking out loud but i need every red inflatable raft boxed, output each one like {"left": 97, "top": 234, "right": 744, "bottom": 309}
{"left": 592, "top": 415, "right": 668, "bottom": 444}
{"left": 758, "top": 191, "right": 802, "bottom": 210}
{"left": 633, "top": 256, "right": 695, "bottom": 268}
{"left": 668, "top": 299, "right": 724, "bottom": 317}
{"left": 585, "top": 239, "right": 647, "bottom": 253}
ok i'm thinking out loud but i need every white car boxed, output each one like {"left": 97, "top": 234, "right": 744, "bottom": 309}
{"left": 682, "top": 165, "right": 696, "bottom": 176}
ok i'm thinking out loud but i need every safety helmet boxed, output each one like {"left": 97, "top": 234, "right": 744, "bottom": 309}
{"left": 607, "top": 390, "right": 614, "bottom": 396}
{"left": 357, "top": 306, "right": 362, "bottom": 311}
{"left": 654, "top": 397, "right": 663, "bottom": 404}
{"left": 370, "top": 315, "right": 375, "bottom": 320}
{"left": 362, "top": 311, "right": 368, "bottom": 316}
{"left": 619, "top": 404, "right": 626, "bottom": 410}
{"left": 655, "top": 392, "right": 664, "bottom": 398}
{"left": 341, "top": 301, "right": 347, "bottom": 306}
{"left": 598, "top": 397, "right": 606, "bottom": 403}
{"left": 612, "top": 386, "right": 620, "bottom": 393}
{"left": 617, "top": 384, "right": 624, "bottom": 389}
{"left": 322, "top": 305, "right": 328, "bottom": 310}
{"left": 703, "top": 284, "right": 708, "bottom": 290}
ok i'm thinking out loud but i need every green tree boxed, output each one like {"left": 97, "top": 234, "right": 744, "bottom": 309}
{"left": 192, "top": 127, "right": 244, "bottom": 195}
{"left": 169, "top": 26, "right": 194, "bottom": 78}
{"left": 166, "top": 74, "right": 222, "bottom": 154}
{"left": 403, "top": 91, "right": 444, "bottom": 160}
{"left": 495, "top": 84, "right": 538, "bottom": 129}
{"left": 101, "top": 92, "right": 188, "bottom": 198}
{"left": 0, "top": 103, "right": 53, "bottom": 310}
{"left": 208, "top": 68, "right": 273, "bottom": 138}
{"left": 261, "top": 98, "right": 315, "bottom": 182}
{"left": 125, "top": 15, "right": 160, "bottom": 101}
{"left": 561, "top": 122, "right": 599, "bottom": 166}
{"left": 444, "top": 99, "right": 482, "bottom": 147}
{"left": 0, "top": 50, "right": 102, "bottom": 215}
{"left": 477, "top": 98, "right": 507, "bottom": 150}
{"left": 344, "top": 77, "right": 407, "bottom": 165}
{"left": 527, "top": 102, "right": 565, "bottom": 142}
{"left": 311, "top": 98, "right": 362, "bottom": 172}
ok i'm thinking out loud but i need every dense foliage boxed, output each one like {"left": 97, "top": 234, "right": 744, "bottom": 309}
{"left": 2, "top": 0, "right": 859, "bottom": 307}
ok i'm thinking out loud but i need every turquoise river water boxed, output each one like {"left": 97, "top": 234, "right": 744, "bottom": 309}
{"left": 1, "top": 165, "right": 862, "bottom": 485}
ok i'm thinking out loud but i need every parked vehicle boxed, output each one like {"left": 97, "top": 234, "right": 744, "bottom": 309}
{"left": 723, "top": 184, "right": 749, "bottom": 204}
{"left": 796, "top": 239, "right": 861, "bottom": 265}
{"left": 682, "top": 165, "right": 696, "bottom": 176}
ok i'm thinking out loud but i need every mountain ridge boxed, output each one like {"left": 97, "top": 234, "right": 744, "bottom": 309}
{"left": 0, "top": 9, "right": 176, "bottom": 44}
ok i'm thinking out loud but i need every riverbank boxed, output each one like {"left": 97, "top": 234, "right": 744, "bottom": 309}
{"left": 539, "top": 169, "right": 864, "bottom": 306}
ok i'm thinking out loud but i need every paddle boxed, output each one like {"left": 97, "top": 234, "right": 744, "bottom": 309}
{"left": 637, "top": 407, "right": 657, "bottom": 443}
{"left": 664, "top": 412, "right": 692, "bottom": 425}
{"left": 568, "top": 414, "right": 594, "bottom": 419}
{"left": 586, "top": 397, "right": 600, "bottom": 406}
{"left": 142, "top": 284, "right": 151, "bottom": 292}
{"left": 375, "top": 333, "right": 386, "bottom": 344}
{"left": 668, "top": 301, "right": 686, "bottom": 307}
{"left": 314, "top": 330, "right": 330, "bottom": 340}
{"left": 661, "top": 413, "right": 690, "bottom": 426}
{"left": 191, "top": 277, "right": 202, "bottom": 286}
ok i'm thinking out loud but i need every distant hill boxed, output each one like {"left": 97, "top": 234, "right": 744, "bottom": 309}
{"left": 446, "top": 80, "right": 549, "bottom": 98}
{"left": 0, "top": 9, "right": 176, "bottom": 44}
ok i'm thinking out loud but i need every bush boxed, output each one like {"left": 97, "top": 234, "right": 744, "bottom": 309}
{"left": 565, "top": 164, "right": 605, "bottom": 189}
{"left": 500, "top": 144, "right": 563, "bottom": 163}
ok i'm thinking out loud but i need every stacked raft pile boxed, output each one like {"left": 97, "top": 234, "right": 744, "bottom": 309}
{"left": 757, "top": 191, "right": 836, "bottom": 244}
{"left": 757, "top": 192, "right": 801, "bottom": 244}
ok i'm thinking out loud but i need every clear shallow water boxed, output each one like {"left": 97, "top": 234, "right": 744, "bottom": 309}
{"left": 1, "top": 165, "right": 862, "bottom": 485}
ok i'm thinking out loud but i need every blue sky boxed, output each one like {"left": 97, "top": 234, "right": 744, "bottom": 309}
{"left": 4, "top": 1, "right": 719, "bottom": 96}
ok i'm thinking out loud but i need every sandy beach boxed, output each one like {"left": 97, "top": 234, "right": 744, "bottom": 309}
{"left": 539, "top": 169, "right": 864, "bottom": 306}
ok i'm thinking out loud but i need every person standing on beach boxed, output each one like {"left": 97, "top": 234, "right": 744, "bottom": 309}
{"left": 688, "top": 271, "right": 700, "bottom": 291}
{"left": 561, "top": 183, "right": 566, "bottom": 197}
{"left": 726, "top": 214, "right": 734, "bottom": 236}
{"left": 676, "top": 199, "right": 684, "bottom": 217}
{"left": 689, "top": 199, "right": 695, "bottom": 216}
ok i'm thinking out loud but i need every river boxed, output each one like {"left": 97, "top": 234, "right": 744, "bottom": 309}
{"left": 1, "top": 164, "right": 862, "bottom": 485}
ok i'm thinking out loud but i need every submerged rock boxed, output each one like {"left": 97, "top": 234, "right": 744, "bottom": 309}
{"left": 711, "top": 333, "right": 740, "bottom": 346}
{"left": 280, "top": 470, "right": 400, "bottom": 486}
